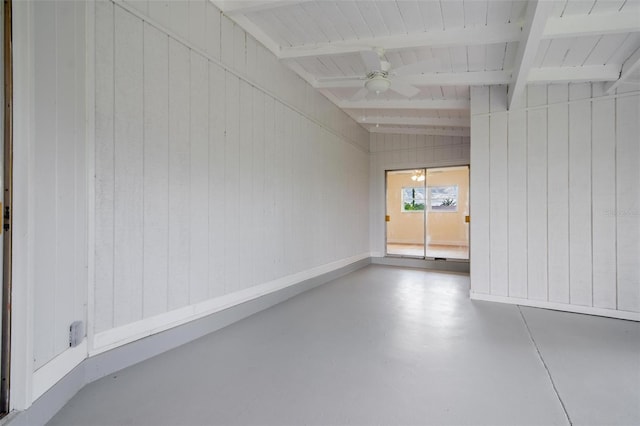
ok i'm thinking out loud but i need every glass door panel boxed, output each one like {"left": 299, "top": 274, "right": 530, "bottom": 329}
{"left": 385, "top": 169, "right": 426, "bottom": 257}
{"left": 424, "top": 166, "right": 469, "bottom": 260}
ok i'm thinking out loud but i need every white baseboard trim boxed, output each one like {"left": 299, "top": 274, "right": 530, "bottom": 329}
{"left": 91, "top": 253, "right": 370, "bottom": 354}
{"left": 387, "top": 239, "right": 423, "bottom": 245}
{"left": 31, "top": 341, "right": 88, "bottom": 402}
{"left": 371, "top": 256, "right": 470, "bottom": 273}
{"left": 428, "top": 240, "right": 468, "bottom": 247}
{"left": 470, "top": 292, "right": 640, "bottom": 321}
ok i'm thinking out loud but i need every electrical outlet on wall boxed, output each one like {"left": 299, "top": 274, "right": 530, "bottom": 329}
{"left": 69, "top": 321, "right": 84, "bottom": 348}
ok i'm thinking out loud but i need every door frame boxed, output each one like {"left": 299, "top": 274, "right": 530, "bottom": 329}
{"left": 384, "top": 163, "right": 470, "bottom": 262}
{"left": 1, "top": 0, "right": 12, "bottom": 416}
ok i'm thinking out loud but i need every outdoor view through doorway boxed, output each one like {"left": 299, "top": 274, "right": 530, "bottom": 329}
{"left": 386, "top": 166, "right": 469, "bottom": 260}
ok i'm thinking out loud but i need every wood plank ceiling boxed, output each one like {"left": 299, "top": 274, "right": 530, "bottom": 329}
{"left": 212, "top": 0, "right": 640, "bottom": 136}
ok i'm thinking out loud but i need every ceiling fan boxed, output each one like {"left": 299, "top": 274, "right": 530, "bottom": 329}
{"left": 341, "top": 47, "right": 423, "bottom": 101}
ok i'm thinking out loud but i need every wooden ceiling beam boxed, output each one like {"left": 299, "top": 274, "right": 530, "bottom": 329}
{"left": 315, "top": 71, "right": 512, "bottom": 89}
{"left": 543, "top": 8, "right": 640, "bottom": 39}
{"left": 213, "top": 0, "right": 311, "bottom": 16}
{"left": 529, "top": 65, "right": 620, "bottom": 84}
{"left": 340, "top": 99, "right": 470, "bottom": 111}
{"left": 278, "top": 23, "right": 523, "bottom": 59}
{"left": 357, "top": 116, "right": 469, "bottom": 127}
{"left": 367, "top": 126, "right": 470, "bottom": 137}
{"left": 508, "top": 0, "right": 555, "bottom": 109}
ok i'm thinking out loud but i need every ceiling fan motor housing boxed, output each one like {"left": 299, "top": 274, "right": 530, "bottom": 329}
{"left": 365, "top": 71, "right": 391, "bottom": 94}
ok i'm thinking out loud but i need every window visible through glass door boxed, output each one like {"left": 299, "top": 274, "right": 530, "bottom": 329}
{"left": 385, "top": 166, "right": 469, "bottom": 260}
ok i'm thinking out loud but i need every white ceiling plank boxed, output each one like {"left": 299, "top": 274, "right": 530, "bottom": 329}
{"left": 396, "top": 1, "right": 424, "bottom": 34}
{"left": 340, "top": 99, "right": 470, "bottom": 111}
{"left": 332, "top": 54, "right": 365, "bottom": 76}
{"left": 583, "top": 33, "right": 628, "bottom": 66}
{"left": 273, "top": 9, "right": 638, "bottom": 60}
{"left": 561, "top": 0, "right": 597, "bottom": 16}
{"left": 590, "top": 0, "right": 627, "bottom": 14}
{"left": 551, "top": 0, "right": 569, "bottom": 18}
{"left": 533, "top": 39, "right": 551, "bottom": 67}
{"left": 414, "top": 47, "right": 433, "bottom": 65}
{"left": 356, "top": 1, "right": 390, "bottom": 37}
{"left": 357, "top": 116, "right": 470, "bottom": 127}
{"left": 509, "top": 0, "right": 529, "bottom": 23}
{"left": 418, "top": 1, "right": 444, "bottom": 31}
{"left": 620, "top": 0, "right": 640, "bottom": 14}
{"left": 316, "top": 56, "right": 343, "bottom": 76}
{"left": 503, "top": 41, "right": 520, "bottom": 70}
{"left": 299, "top": 2, "right": 342, "bottom": 43}
{"left": 464, "top": 0, "right": 488, "bottom": 27}
{"left": 449, "top": 46, "right": 468, "bottom": 72}
{"left": 441, "top": 0, "right": 465, "bottom": 30}
{"left": 334, "top": 1, "right": 373, "bottom": 40}
{"left": 289, "top": 4, "right": 330, "bottom": 44}
{"left": 541, "top": 38, "right": 574, "bottom": 67}
{"left": 485, "top": 43, "right": 508, "bottom": 71}
{"left": 227, "top": 13, "right": 282, "bottom": 54}
{"left": 368, "top": 126, "right": 471, "bottom": 137}
{"left": 317, "top": 2, "right": 355, "bottom": 41}
{"left": 467, "top": 45, "right": 487, "bottom": 72}
{"left": 265, "top": 8, "right": 310, "bottom": 45}
{"left": 604, "top": 47, "right": 640, "bottom": 93}
{"left": 508, "top": 0, "right": 555, "bottom": 109}
{"left": 543, "top": 8, "right": 640, "bottom": 39}
{"left": 528, "top": 64, "right": 620, "bottom": 83}
{"left": 377, "top": 1, "right": 407, "bottom": 35}
{"left": 398, "top": 49, "right": 419, "bottom": 69}
{"left": 562, "top": 35, "right": 601, "bottom": 67}
{"left": 315, "top": 70, "right": 512, "bottom": 89}
{"left": 359, "top": 108, "right": 446, "bottom": 118}
{"left": 486, "top": 1, "right": 512, "bottom": 25}
{"left": 440, "top": 86, "right": 459, "bottom": 101}
{"left": 455, "top": 86, "right": 471, "bottom": 99}
{"left": 278, "top": 23, "right": 523, "bottom": 59}
{"left": 246, "top": 8, "right": 294, "bottom": 46}
{"left": 607, "top": 33, "right": 640, "bottom": 66}
{"left": 219, "top": 0, "right": 311, "bottom": 16}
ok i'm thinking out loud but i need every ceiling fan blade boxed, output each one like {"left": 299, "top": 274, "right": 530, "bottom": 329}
{"left": 360, "top": 50, "right": 382, "bottom": 71}
{"left": 390, "top": 80, "right": 420, "bottom": 98}
{"left": 350, "top": 87, "right": 369, "bottom": 101}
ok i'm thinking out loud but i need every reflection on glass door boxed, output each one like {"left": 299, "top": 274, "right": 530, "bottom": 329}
{"left": 385, "top": 166, "right": 469, "bottom": 261}
{"left": 425, "top": 166, "right": 469, "bottom": 260}
{"left": 385, "top": 169, "right": 426, "bottom": 257}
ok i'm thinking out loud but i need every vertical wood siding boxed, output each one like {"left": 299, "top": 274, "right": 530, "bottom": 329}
{"left": 32, "top": 1, "right": 87, "bottom": 369}
{"left": 93, "top": 0, "right": 370, "bottom": 334}
{"left": 470, "top": 84, "right": 640, "bottom": 315}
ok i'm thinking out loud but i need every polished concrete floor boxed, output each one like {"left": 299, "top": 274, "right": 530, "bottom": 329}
{"left": 48, "top": 265, "right": 639, "bottom": 426}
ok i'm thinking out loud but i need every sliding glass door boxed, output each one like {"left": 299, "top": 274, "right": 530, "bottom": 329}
{"left": 385, "top": 169, "right": 426, "bottom": 258}
{"left": 385, "top": 166, "right": 469, "bottom": 261}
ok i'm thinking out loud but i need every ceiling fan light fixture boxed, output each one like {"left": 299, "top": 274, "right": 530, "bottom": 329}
{"left": 365, "top": 74, "right": 391, "bottom": 94}
{"left": 412, "top": 170, "right": 425, "bottom": 181}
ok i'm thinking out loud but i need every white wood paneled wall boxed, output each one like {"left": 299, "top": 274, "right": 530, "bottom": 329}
{"left": 31, "top": 0, "right": 88, "bottom": 370}
{"left": 94, "top": 0, "right": 369, "bottom": 335}
{"left": 119, "top": 0, "right": 368, "bottom": 149}
{"left": 369, "top": 134, "right": 471, "bottom": 256}
{"left": 470, "top": 84, "right": 640, "bottom": 318}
